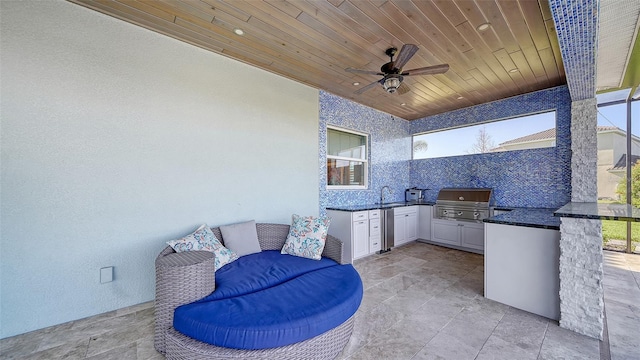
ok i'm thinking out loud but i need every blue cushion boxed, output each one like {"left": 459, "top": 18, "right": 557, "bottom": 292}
{"left": 173, "top": 264, "right": 363, "bottom": 350}
{"left": 201, "top": 251, "right": 338, "bottom": 302}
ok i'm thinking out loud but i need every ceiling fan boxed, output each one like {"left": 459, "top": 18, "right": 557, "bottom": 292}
{"left": 346, "top": 44, "right": 449, "bottom": 95}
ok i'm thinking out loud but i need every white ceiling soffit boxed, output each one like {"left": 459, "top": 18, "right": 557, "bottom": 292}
{"left": 596, "top": 0, "right": 640, "bottom": 92}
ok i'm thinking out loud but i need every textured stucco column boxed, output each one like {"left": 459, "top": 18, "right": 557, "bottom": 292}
{"left": 559, "top": 98, "right": 604, "bottom": 339}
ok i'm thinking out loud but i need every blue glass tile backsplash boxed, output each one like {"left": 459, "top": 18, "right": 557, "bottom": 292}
{"left": 548, "top": 0, "right": 597, "bottom": 101}
{"left": 320, "top": 86, "right": 572, "bottom": 212}
{"left": 319, "top": 91, "right": 411, "bottom": 215}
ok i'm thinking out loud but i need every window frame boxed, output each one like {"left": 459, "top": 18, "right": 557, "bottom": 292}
{"left": 326, "top": 125, "right": 369, "bottom": 190}
{"left": 596, "top": 96, "right": 640, "bottom": 254}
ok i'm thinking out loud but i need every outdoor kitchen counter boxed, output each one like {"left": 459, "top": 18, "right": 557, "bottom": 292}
{"left": 484, "top": 208, "right": 560, "bottom": 230}
{"left": 326, "top": 200, "right": 435, "bottom": 212}
{"left": 554, "top": 202, "right": 640, "bottom": 221}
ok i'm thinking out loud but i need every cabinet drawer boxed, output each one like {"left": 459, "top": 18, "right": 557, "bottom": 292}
{"left": 368, "top": 209, "right": 381, "bottom": 219}
{"left": 369, "top": 235, "right": 381, "bottom": 253}
{"left": 353, "top": 211, "right": 368, "bottom": 221}
{"left": 369, "top": 219, "right": 381, "bottom": 235}
{"left": 394, "top": 206, "right": 418, "bottom": 216}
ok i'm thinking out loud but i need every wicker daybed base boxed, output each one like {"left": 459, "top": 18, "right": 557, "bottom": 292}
{"left": 155, "top": 223, "right": 355, "bottom": 360}
{"left": 164, "top": 315, "right": 355, "bottom": 360}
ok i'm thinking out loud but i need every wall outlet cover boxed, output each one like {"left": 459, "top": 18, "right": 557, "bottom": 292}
{"left": 100, "top": 266, "right": 113, "bottom": 283}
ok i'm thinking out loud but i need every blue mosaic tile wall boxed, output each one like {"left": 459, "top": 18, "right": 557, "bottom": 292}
{"left": 549, "top": 0, "right": 597, "bottom": 101}
{"left": 410, "top": 86, "right": 572, "bottom": 208}
{"left": 319, "top": 91, "right": 411, "bottom": 215}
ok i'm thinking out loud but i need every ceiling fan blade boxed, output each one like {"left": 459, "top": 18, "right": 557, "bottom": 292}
{"left": 346, "top": 67, "right": 384, "bottom": 76}
{"left": 397, "top": 82, "right": 410, "bottom": 95}
{"left": 394, "top": 44, "right": 419, "bottom": 70}
{"left": 402, "top": 64, "right": 450, "bottom": 76}
{"left": 354, "top": 79, "right": 383, "bottom": 94}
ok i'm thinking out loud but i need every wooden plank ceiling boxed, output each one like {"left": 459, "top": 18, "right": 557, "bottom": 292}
{"left": 69, "top": 0, "right": 566, "bottom": 120}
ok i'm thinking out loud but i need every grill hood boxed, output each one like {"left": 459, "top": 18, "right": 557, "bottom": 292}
{"left": 436, "top": 188, "right": 493, "bottom": 205}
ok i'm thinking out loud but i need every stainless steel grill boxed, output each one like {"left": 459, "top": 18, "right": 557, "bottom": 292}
{"left": 434, "top": 188, "right": 493, "bottom": 222}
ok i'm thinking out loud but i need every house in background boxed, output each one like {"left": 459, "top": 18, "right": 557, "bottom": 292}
{"left": 495, "top": 126, "right": 640, "bottom": 199}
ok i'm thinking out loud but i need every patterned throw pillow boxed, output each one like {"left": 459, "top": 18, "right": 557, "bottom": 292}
{"left": 281, "top": 214, "right": 331, "bottom": 260}
{"left": 167, "top": 224, "right": 239, "bottom": 271}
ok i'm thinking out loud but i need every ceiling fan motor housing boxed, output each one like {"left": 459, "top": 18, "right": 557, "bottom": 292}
{"left": 383, "top": 75, "right": 403, "bottom": 93}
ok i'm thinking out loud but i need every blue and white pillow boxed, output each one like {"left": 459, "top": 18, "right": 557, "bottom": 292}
{"left": 281, "top": 214, "right": 331, "bottom": 260}
{"left": 167, "top": 224, "right": 238, "bottom": 270}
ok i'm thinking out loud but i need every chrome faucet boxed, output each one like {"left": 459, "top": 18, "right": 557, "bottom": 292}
{"left": 380, "top": 186, "right": 392, "bottom": 204}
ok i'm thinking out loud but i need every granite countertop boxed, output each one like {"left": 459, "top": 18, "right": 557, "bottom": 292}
{"left": 326, "top": 200, "right": 435, "bottom": 212}
{"left": 484, "top": 208, "right": 561, "bottom": 230}
{"left": 554, "top": 202, "right": 640, "bottom": 221}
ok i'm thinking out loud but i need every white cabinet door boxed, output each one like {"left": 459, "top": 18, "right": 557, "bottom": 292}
{"left": 394, "top": 206, "right": 418, "bottom": 246}
{"left": 352, "top": 219, "right": 369, "bottom": 259}
{"left": 406, "top": 212, "right": 418, "bottom": 241}
{"left": 394, "top": 214, "right": 407, "bottom": 245}
{"left": 460, "top": 222, "right": 484, "bottom": 250}
{"left": 431, "top": 220, "right": 461, "bottom": 246}
{"left": 418, "top": 206, "right": 432, "bottom": 240}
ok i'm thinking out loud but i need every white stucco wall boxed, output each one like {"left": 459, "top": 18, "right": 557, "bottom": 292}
{"left": 0, "top": 1, "right": 319, "bottom": 338}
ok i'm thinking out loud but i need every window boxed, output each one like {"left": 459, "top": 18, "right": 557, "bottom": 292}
{"left": 327, "top": 126, "right": 368, "bottom": 189}
{"left": 412, "top": 111, "right": 557, "bottom": 159}
{"left": 596, "top": 89, "right": 640, "bottom": 254}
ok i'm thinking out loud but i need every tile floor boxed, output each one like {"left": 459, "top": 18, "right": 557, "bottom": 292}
{"left": 602, "top": 251, "right": 640, "bottom": 360}
{"left": 1, "top": 242, "right": 636, "bottom": 360}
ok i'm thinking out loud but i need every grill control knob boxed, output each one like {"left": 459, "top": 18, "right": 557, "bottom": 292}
{"left": 457, "top": 211, "right": 463, "bottom": 216}
{"left": 474, "top": 212, "right": 479, "bottom": 218}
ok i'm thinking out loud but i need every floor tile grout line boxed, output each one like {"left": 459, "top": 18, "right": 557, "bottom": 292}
{"left": 472, "top": 307, "right": 506, "bottom": 360}
{"left": 628, "top": 257, "right": 640, "bottom": 291}
{"left": 83, "top": 337, "right": 91, "bottom": 358}
{"left": 535, "top": 318, "right": 551, "bottom": 360}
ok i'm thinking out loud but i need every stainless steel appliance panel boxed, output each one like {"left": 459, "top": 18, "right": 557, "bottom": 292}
{"left": 405, "top": 187, "right": 427, "bottom": 201}
{"left": 434, "top": 188, "right": 493, "bottom": 222}
{"left": 381, "top": 208, "right": 394, "bottom": 252}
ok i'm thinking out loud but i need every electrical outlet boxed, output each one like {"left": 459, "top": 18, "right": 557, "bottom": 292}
{"left": 100, "top": 266, "right": 113, "bottom": 283}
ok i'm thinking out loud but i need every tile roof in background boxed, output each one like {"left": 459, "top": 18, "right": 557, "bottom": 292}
{"left": 499, "top": 125, "right": 620, "bottom": 145}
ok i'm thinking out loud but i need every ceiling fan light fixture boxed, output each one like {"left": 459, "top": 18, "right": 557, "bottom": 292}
{"left": 383, "top": 76, "right": 402, "bottom": 93}
{"left": 477, "top": 22, "right": 491, "bottom": 31}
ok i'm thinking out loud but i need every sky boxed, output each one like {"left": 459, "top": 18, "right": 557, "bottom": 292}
{"left": 414, "top": 100, "right": 640, "bottom": 159}
{"left": 597, "top": 101, "right": 640, "bottom": 136}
